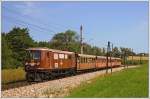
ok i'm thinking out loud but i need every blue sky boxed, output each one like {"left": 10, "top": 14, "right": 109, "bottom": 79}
{"left": 2, "top": 1, "right": 148, "bottom": 53}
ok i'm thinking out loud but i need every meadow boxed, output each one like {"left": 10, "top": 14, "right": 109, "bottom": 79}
{"left": 127, "top": 56, "right": 148, "bottom": 61}
{"left": 2, "top": 67, "right": 26, "bottom": 84}
{"left": 67, "top": 63, "right": 148, "bottom": 98}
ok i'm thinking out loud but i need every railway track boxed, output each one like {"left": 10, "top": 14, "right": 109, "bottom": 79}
{"left": 2, "top": 81, "right": 33, "bottom": 91}
{"left": 2, "top": 66, "right": 134, "bottom": 98}
{"left": 2, "top": 66, "right": 124, "bottom": 91}
{"left": 1, "top": 66, "right": 115, "bottom": 91}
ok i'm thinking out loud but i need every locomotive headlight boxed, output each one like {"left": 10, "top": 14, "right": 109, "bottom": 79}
{"left": 25, "top": 62, "right": 29, "bottom": 65}
{"left": 30, "top": 63, "right": 35, "bottom": 66}
{"left": 36, "top": 62, "right": 40, "bottom": 66}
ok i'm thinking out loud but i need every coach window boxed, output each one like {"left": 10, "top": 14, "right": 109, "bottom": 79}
{"left": 92, "top": 58, "right": 94, "bottom": 62}
{"left": 81, "top": 58, "right": 83, "bottom": 63}
{"left": 82, "top": 58, "right": 84, "bottom": 63}
{"left": 80, "top": 58, "right": 82, "bottom": 63}
{"left": 84, "top": 58, "right": 86, "bottom": 63}
{"left": 86, "top": 58, "right": 88, "bottom": 63}
{"left": 87, "top": 58, "right": 89, "bottom": 63}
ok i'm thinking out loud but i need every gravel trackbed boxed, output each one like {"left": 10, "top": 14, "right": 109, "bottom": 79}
{"left": 1, "top": 66, "right": 138, "bottom": 98}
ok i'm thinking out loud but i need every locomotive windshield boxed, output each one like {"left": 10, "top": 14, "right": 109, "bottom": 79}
{"left": 26, "top": 50, "right": 41, "bottom": 60}
{"left": 33, "top": 51, "right": 41, "bottom": 59}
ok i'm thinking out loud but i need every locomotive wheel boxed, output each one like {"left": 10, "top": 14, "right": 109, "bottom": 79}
{"left": 34, "top": 72, "right": 42, "bottom": 82}
{"left": 26, "top": 72, "right": 35, "bottom": 82}
{"left": 49, "top": 74, "right": 54, "bottom": 80}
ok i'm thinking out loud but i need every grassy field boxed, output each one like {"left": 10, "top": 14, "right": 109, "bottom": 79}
{"left": 67, "top": 63, "right": 148, "bottom": 98}
{"left": 2, "top": 67, "right": 26, "bottom": 84}
{"left": 127, "top": 56, "right": 148, "bottom": 61}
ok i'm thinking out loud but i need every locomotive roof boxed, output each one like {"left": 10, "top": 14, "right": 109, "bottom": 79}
{"left": 26, "top": 47, "right": 74, "bottom": 54}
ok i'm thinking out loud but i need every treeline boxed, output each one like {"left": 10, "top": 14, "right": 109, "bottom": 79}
{"left": 2, "top": 27, "right": 148, "bottom": 69}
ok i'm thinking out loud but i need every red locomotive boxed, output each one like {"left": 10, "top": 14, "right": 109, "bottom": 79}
{"left": 25, "top": 47, "right": 121, "bottom": 81}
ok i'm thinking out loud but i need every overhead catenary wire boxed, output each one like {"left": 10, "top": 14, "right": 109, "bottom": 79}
{"left": 3, "top": 14, "right": 56, "bottom": 35}
{"left": 2, "top": 6, "right": 78, "bottom": 31}
{"left": 3, "top": 16, "right": 54, "bottom": 37}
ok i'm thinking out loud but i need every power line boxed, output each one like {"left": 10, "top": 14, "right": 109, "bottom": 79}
{"left": 2, "top": 6, "right": 78, "bottom": 31}
{"left": 3, "top": 14, "right": 56, "bottom": 35}
{"left": 3, "top": 16, "right": 54, "bottom": 37}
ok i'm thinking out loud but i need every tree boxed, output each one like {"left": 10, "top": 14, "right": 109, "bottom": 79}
{"left": 50, "top": 30, "right": 80, "bottom": 52}
{"left": 2, "top": 33, "right": 14, "bottom": 69}
{"left": 6, "top": 27, "right": 35, "bottom": 67}
{"left": 38, "top": 41, "right": 50, "bottom": 48}
{"left": 112, "top": 47, "right": 120, "bottom": 57}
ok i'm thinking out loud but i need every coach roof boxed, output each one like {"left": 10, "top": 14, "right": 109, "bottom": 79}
{"left": 78, "top": 54, "right": 96, "bottom": 58}
{"left": 97, "top": 56, "right": 106, "bottom": 59}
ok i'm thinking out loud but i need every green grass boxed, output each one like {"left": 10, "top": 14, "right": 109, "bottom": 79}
{"left": 67, "top": 63, "right": 148, "bottom": 98}
{"left": 2, "top": 67, "right": 26, "bottom": 84}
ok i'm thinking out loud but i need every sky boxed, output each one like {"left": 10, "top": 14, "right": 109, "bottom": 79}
{"left": 2, "top": 1, "right": 149, "bottom": 53}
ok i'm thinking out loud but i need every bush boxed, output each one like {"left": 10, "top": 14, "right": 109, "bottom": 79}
{"left": 2, "top": 67, "right": 26, "bottom": 84}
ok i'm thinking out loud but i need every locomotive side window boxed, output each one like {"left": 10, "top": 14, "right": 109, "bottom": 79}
{"left": 54, "top": 53, "right": 58, "bottom": 59}
{"left": 65, "top": 54, "right": 68, "bottom": 59}
{"left": 59, "top": 54, "right": 64, "bottom": 59}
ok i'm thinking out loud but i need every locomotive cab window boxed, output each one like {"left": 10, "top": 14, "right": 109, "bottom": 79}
{"left": 27, "top": 50, "right": 41, "bottom": 60}
{"left": 33, "top": 51, "right": 41, "bottom": 60}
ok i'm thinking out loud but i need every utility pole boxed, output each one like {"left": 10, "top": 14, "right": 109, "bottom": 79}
{"left": 140, "top": 53, "right": 142, "bottom": 64}
{"left": 124, "top": 50, "right": 126, "bottom": 68}
{"left": 132, "top": 48, "right": 133, "bottom": 64}
{"left": 65, "top": 33, "right": 68, "bottom": 51}
{"left": 106, "top": 41, "right": 111, "bottom": 74}
{"left": 110, "top": 43, "right": 113, "bottom": 73}
{"left": 80, "top": 25, "right": 83, "bottom": 54}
